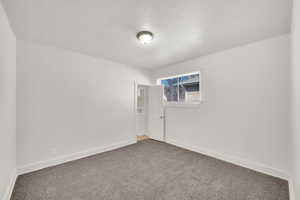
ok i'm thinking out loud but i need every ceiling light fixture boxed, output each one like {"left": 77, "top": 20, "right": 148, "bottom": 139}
{"left": 136, "top": 31, "right": 154, "bottom": 44}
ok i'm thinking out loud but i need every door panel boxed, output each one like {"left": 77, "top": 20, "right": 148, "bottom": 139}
{"left": 148, "top": 85, "right": 165, "bottom": 141}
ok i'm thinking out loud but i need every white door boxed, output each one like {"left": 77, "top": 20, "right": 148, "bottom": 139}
{"left": 148, "top": 85, "right": 165, "bottom": 141}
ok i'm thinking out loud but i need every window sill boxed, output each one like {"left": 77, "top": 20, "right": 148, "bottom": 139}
{"left": 164, "top": 101, "right": 203, "bottom": 108}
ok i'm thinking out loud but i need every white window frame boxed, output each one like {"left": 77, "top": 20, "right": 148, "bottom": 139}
{"left": 157, "top": 71, "right": 202, "bottom": 107}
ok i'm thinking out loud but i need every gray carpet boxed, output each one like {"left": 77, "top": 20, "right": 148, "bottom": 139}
{"left": 11, "top": 140, "right": 289, "bottom": 200}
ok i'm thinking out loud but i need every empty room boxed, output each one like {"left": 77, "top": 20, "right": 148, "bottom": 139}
{"left": 1, "top": 0, "right": 300, "bottom": 199}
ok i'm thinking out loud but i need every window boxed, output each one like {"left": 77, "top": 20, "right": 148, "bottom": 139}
{"left": 158, "top": 72, "right": 201, "bottom": 104}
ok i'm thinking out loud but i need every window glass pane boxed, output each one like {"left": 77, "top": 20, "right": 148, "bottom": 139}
{"left": 161, "top": 78, "right": 178, "bottom": 102}
{"left": 179, "top": 74, "right": 200, "bottom": 102}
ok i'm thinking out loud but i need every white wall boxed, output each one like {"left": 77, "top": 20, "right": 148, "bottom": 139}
{"left": 17, "top": 40, "right": 151, "bottom": 169}
{"left": 153, "top": 35, "right": 291, "bottom": 178}
{"left": 0, "top": 1, "right": 16, "bottom": 199}
{"left": 291, "top": 0, "right": 300, "bottom": 198}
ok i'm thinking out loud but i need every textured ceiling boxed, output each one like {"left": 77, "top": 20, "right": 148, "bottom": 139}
{"left": 2, "top": 0, "right": 292, "bottom": 68}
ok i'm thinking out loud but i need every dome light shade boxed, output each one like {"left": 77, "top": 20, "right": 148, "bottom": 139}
{"left": 136, "top": 31, "right": 154, "bottom": 44}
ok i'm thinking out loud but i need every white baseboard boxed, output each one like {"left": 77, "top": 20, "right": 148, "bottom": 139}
{"left": 17, "top": 139, "right": 137, "bottom": 175}
{"left": 289, "top": 178, "right": 295, "bottom": 200}
{"left": 2, "top": 168, "right": 17, "bottom": 200}
{"left": 166, "top": 139, "right": 289, "bottom": 180}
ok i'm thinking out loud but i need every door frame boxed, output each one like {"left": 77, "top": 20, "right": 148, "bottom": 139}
{"left": 134, "top": 81, "right": 150, "bottom": 140}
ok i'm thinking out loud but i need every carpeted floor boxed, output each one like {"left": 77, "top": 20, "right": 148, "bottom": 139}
{"left": 11, "top": 140, "right": 289, "bottom": 200}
